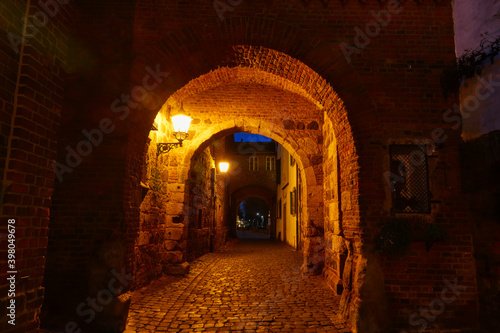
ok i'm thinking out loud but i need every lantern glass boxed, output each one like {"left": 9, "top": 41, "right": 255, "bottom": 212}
{"left": 219, "top": 162, "right": 229, "bottom": 173}
{"left": 171, "top": 114, "right": 192, "bottom": 134}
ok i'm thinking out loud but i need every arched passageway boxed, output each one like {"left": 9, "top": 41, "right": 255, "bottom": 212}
{"left": 127, "top": 44, "right": 376, "bottom": 331}
{"left": 41, "top": 42, "right": 381, "bottom": 332}
{"left": 152, "top": 120, "right": 323, "bottom": 263}
{"left": 235, "top": 197, "right": 271, "bottom": 239}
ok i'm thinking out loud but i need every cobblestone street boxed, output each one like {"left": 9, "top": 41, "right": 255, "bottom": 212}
{"left": 125, "top": 239, "right": 351, "bottom": 332}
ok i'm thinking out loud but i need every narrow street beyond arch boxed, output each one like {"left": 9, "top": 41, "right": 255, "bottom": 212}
{"left": 125, "top": 240, "right": 351, "bottom": 332}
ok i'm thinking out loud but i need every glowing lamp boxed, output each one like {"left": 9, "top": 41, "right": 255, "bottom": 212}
{"left": 157, "top": 103, "right": 192, "bottom": 155}
{"left": 171, "top": 112, "right": 192, "bottom": 141}
{"left": 219, "top": 162, "right": 229, "bottom": 173}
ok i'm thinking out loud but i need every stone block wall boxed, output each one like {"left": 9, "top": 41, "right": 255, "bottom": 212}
{"left": 137, "top": 123, "right": 230, "bottom": 275}
{"left": 323, "top": 115, "right": 345, "bottom": 295}
{"left": 184, "top": 137, "right": 231, "bottom": 261}
{"left": 186, "top": 147, "right": 216, "bottom": 262}
{"left": 135, "top": 113, "right": 188, "bottom": 286}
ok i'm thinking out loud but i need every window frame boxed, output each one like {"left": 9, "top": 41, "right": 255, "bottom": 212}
{"left": 266, "top": 156, "right": 276, "bottom": 171}
{"left": 249, "top": 156, "right": 259, "bottom": 171}
{"left": 290, "top": 187, "right": 297, "bottom": 216}
{"left": 277, "top": 198, "right": 282, "bottom": 218}
{"left": 276, "top": 158, "right": 281, "bottom": 184}
{"left": 389, "top": 144, "right": 431, "bottom": 214}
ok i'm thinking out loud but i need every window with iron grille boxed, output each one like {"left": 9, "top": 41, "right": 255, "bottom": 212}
{"left": 389, "top": 145, "right": 430, "bottom": 213}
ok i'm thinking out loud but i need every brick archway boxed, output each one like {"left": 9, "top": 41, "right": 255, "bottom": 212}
{"left": 38, "top": 15, "right": 384, "bottom": 330}
{"left": 129, "top": 41, "right": 381, "bottom": 224}
{"left": 127, "top": 40, "right": 384, "bottom": 330}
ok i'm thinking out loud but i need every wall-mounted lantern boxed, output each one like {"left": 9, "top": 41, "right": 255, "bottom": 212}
{"left": 157, "top": 103, "right": 192, "bottom": 155}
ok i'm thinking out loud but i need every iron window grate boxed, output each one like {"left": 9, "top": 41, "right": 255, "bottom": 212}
{"left": 390, "top": 145, "right": 430, "bottom": 213}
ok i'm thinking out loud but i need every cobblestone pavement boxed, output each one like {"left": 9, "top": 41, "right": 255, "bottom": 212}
{"left": 125, "top": 239, "right": 351, "bottom": 332}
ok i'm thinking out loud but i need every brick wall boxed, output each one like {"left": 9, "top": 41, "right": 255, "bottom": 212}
{"left": 376, "top": 129, "right": 479, "bottom": 332}
{"left": 1, "top": 0, "right": 71, "bottom": 331}
{"left": 40, "top": 0, "right": 136, "bottom": 330}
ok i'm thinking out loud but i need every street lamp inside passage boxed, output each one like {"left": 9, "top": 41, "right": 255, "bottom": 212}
{"left": 218, "top": 162, "right": 229, "bottom": 173}
{"left": 157, "top": 103, "right": 192, "bottom": 155}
